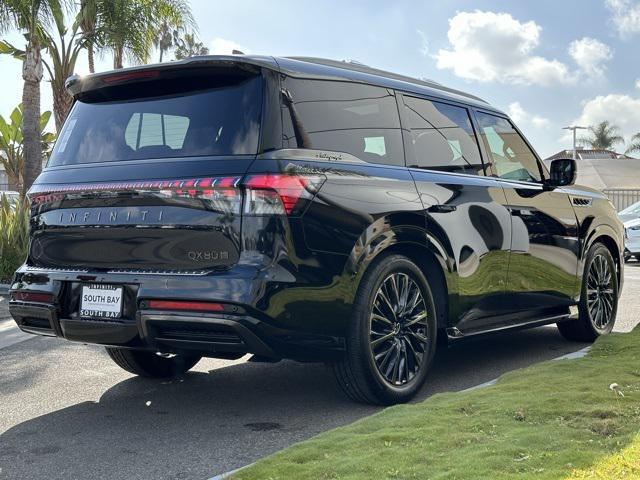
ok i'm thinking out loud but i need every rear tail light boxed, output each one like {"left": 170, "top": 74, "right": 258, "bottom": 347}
{"left": 27, "top": 173, "right": 324, "bottom": 216}
{"left": 29, "top": 177, "right": 243, "bottom": 213}
{"left": 11, "top": 291, "right": 54, "bottom": 303}
{"left": 243, "top": 173, "right": 325, "bottom": 216}
{"left": 147, "top": 300, "right": 225, "bottom": 313}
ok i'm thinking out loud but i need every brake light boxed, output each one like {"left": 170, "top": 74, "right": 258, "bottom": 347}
{"left": 102, "top": 70, "right": 160, "bottom": 85}
{"left": 147, "top": 300, "right": 225, "bottom": 312}
{"left": 11, "top": 291, "right": 54, "bottom": 303}
{"left": 243, "top": 173, "right": 324, "bottom": 215}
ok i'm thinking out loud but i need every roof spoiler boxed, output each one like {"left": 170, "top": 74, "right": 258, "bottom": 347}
{"left": 64, "top": 55, "right": 276, "bottom": 97}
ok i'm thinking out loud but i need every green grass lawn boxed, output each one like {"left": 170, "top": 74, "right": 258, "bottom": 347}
{"left": 233, "top": 327, "right": 640, "bottom": 480}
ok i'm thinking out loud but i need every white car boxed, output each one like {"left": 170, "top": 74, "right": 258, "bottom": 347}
{"left": 619, "top": 200, "right": 640, "bottom": 223}
{"left": 624, "top": 218, "right": 640, "bottom": 261}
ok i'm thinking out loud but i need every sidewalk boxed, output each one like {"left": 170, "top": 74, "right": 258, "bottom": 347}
{"left": 0, "top": 294, "right": 10, "bottom": 321}
{"left": 0, "top": 294, "right": 32, "bottom": 349}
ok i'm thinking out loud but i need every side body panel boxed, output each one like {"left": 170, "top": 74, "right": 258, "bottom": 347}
{"left": 409, "top": 171, "right": 512, "bottom": 330}
{"left": 499, "top": 181, "right": 581, "bottom": 310}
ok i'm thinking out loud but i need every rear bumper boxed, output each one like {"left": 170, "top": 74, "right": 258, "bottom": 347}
{"left": 9, "top": 300, "right": 344, "bottom": 361}
{"left": 8, "top": 266, "right": 347, "bottom": 361}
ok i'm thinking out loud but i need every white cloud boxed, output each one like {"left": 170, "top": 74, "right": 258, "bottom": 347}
{"left": 210, "top": 38, "right": 250, "bottom": 55}
{"left": 416, "top": 29, "right": 429, "bottom": 56}
{"left": 507, "top": 102, "right": 551, "bottom": 129}
{"left": 572, "top": 94, "right": 640, "bottom": 143}
{"left": 434, "top": 11, "right": 613, "bottom": 86}
{"left": 569, "top": 37, "right": 613, "bottom": 77}
{"left": 636, "top": 79, "right": 640, "bottom": 89}
{"left": 605, "top": 0, "right": 640, "bottom": 36}
{"left": 435, "top": 11, "right": 572, "bottom": 86}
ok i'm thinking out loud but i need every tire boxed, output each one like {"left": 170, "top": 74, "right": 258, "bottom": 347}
{"left": 106, "top": 347, "right": 201, "bottom": 378}
{"left": 330, "top": 254, "right": 438, "bottom": 405}
{"left": 557, "top": 243, "right": 618, "bottom": 342}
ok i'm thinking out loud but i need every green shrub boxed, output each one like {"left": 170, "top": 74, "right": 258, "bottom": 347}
{"left": 0, "top": 194, "right": 29, "bottom": 283}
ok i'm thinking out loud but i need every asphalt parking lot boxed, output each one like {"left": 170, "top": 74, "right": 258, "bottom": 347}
{"left": 1, "top": 263, "right": 639, "bottom": 480}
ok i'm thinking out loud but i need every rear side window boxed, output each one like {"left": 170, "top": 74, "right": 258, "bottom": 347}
{"left": 402, "top": 96, "right": 484, "bottom": 175}
{"left": 282, "top": 78, "right": 404, "bottom": 166}
{"left": 49, "top": 75, "right": 262, "bottom": 166}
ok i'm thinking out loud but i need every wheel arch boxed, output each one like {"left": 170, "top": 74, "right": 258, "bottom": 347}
{"left": 590, "top": 232, "right": 622, "bottom": 289}
{"left": 345, "top": 228, "right": 454, "bottom": 331}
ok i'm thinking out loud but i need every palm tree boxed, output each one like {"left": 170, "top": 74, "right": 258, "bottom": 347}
{"left": 625, "top": 133, "right": 640, "bottom": 157}
{"left": 77, "top": 0, "right": 97, "bottom": 73}
{"left": 83, "top": 0, "right": 193, "bottom": 69}
{"left": 41, "top": 14, "right": 86, "bottom": 131}
{"left": 0, "top": 104, "right": 55, "bottom": 194}
{"left": 153, "top": 20, "right": 178, "bottom": 62}
{"left": 0, "top": 0, "right": 63, "bottom": 193}
{"left": 1, "top": 13, "right": 86, "bottom": 131}
{"left": 174, "top": 32, "right": 208, "bottom": 60}
{"left": 580, "top": 121, "right": 624, "bottom": 150}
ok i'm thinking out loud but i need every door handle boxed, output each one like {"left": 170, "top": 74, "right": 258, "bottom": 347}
{"left": 428, "top": 204, "right": 457, "bottom": 213}
{"left": 512, "top": 208, "right": 534, "bottom": 217}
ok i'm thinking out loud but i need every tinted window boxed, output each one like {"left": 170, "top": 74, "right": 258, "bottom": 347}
{"left": 282, "top": 79, "right": 404, "bottom": 166}
{"left": 403, "top": 96, "right": 483, "bottom": 174}
{"left": 475, "top": 112, "right": 542, "bottom": 183}
{"left": 49, "top": 75, "right": 262, "bottom": 166}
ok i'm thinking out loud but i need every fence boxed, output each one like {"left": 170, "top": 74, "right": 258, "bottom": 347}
{"left": 602, "top": 188, "right": 640, "bottom": 211}
{"left": 0, "top": 183, "right": 8, "bottom": 192}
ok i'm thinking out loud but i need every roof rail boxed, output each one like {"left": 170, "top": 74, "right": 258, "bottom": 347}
{"left": 284, "top": 56, "right": 487, "bottom": 104}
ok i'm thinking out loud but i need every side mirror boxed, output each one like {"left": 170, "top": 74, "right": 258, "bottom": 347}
{"left": 547, "top": 158, "right": 577, "bottom": 187}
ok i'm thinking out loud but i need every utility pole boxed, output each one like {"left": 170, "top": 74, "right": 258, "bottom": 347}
{"left": 563, "top": 126, "right": 588, "bottom": 160}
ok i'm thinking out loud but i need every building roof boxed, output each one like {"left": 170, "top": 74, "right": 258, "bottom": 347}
{"left": 543, "top": 151, "right": 640, "bottom": 190}
{"left": 545, "top": 148, "right": 636, "bottom": 161}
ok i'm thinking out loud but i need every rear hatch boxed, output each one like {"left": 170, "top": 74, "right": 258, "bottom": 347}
{"left": 28, "top": 63, "right": 263, "bottom": 273}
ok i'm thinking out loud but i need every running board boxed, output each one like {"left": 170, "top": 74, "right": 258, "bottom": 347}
{"left": 446, "top": 313, "right": 578, "bottom": 341}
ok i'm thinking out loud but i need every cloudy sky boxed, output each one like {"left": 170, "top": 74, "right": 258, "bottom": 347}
{"left": 1, "top": 0, "right": 640, "bottom": 157}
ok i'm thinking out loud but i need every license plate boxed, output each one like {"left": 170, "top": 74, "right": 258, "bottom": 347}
{"left": 80, "top": 284, "right": 123, "bottom": 319}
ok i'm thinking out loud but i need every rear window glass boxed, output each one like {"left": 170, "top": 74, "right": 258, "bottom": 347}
{"left": 49, "top": 75, "right": 262, "bottom": 166}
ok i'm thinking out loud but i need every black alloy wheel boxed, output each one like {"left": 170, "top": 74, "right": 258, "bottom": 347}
{"left": 557, "top": 242, "right": 618, "bottom": 342}
{"left": 331, "top": 254, "right": 438, "bottom": 405}
{"left": 369, "top": 273, "right": 429, "bottom": 386}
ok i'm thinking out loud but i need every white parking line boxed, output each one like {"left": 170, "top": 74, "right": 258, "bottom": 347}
{"left": 0, "top": 318, "right": 33, "bottom": 350}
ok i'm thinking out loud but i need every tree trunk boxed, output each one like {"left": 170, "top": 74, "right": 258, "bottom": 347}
{"left": 114, "top": 47, "right": 124, "bottom": 69}
{"left": 87, "top": 41, "right": 95, "bottom": 73}
{"left": 52, "top": 81, "right": 73, "bottom": 133}
{"left": 21, "top": 39, "right": 43, "bottom": 196}
{"left": 7, "top": 176, "right": 20, "bottom": 192}
{"left": 159, "top": 48, "right": 163, "bottom": 63}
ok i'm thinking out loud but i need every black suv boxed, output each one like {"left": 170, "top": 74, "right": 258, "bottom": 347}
{"left": 9, "top": 56, "right": 624, "bottom": 404}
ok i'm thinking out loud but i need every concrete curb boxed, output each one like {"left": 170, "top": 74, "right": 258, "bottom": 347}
{"left": 207, "top": 466, "right": 249, "bottom": 480}
{"left": 206, "top": 345, "right": 593, "bottom": 479}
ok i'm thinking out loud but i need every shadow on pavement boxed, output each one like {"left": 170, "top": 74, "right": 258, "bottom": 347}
{"left": 0, "top": 325, "right": 589, "bottom": 480}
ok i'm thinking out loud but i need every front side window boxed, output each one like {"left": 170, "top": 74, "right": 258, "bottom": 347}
{"left": 403, "top": 96, "right": 483, "bottom": 175}
{"left": 475, "top": 112, "right": 542, "bottom": 183}
{"left": 49, "top": 75, "right": 262, "bottom": 166}
{"left": 282, "top": 78, "right": 404, "bottom": 166}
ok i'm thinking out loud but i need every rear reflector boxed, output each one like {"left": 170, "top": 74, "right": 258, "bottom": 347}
{"left": 147, "top": 300, "right": 225, "bottom": 313}
{"left": 243, "top": 173, "right": 324, "bottom": 215}
{"left": 11, "top": 291, "right": 54, "bottom": 303}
